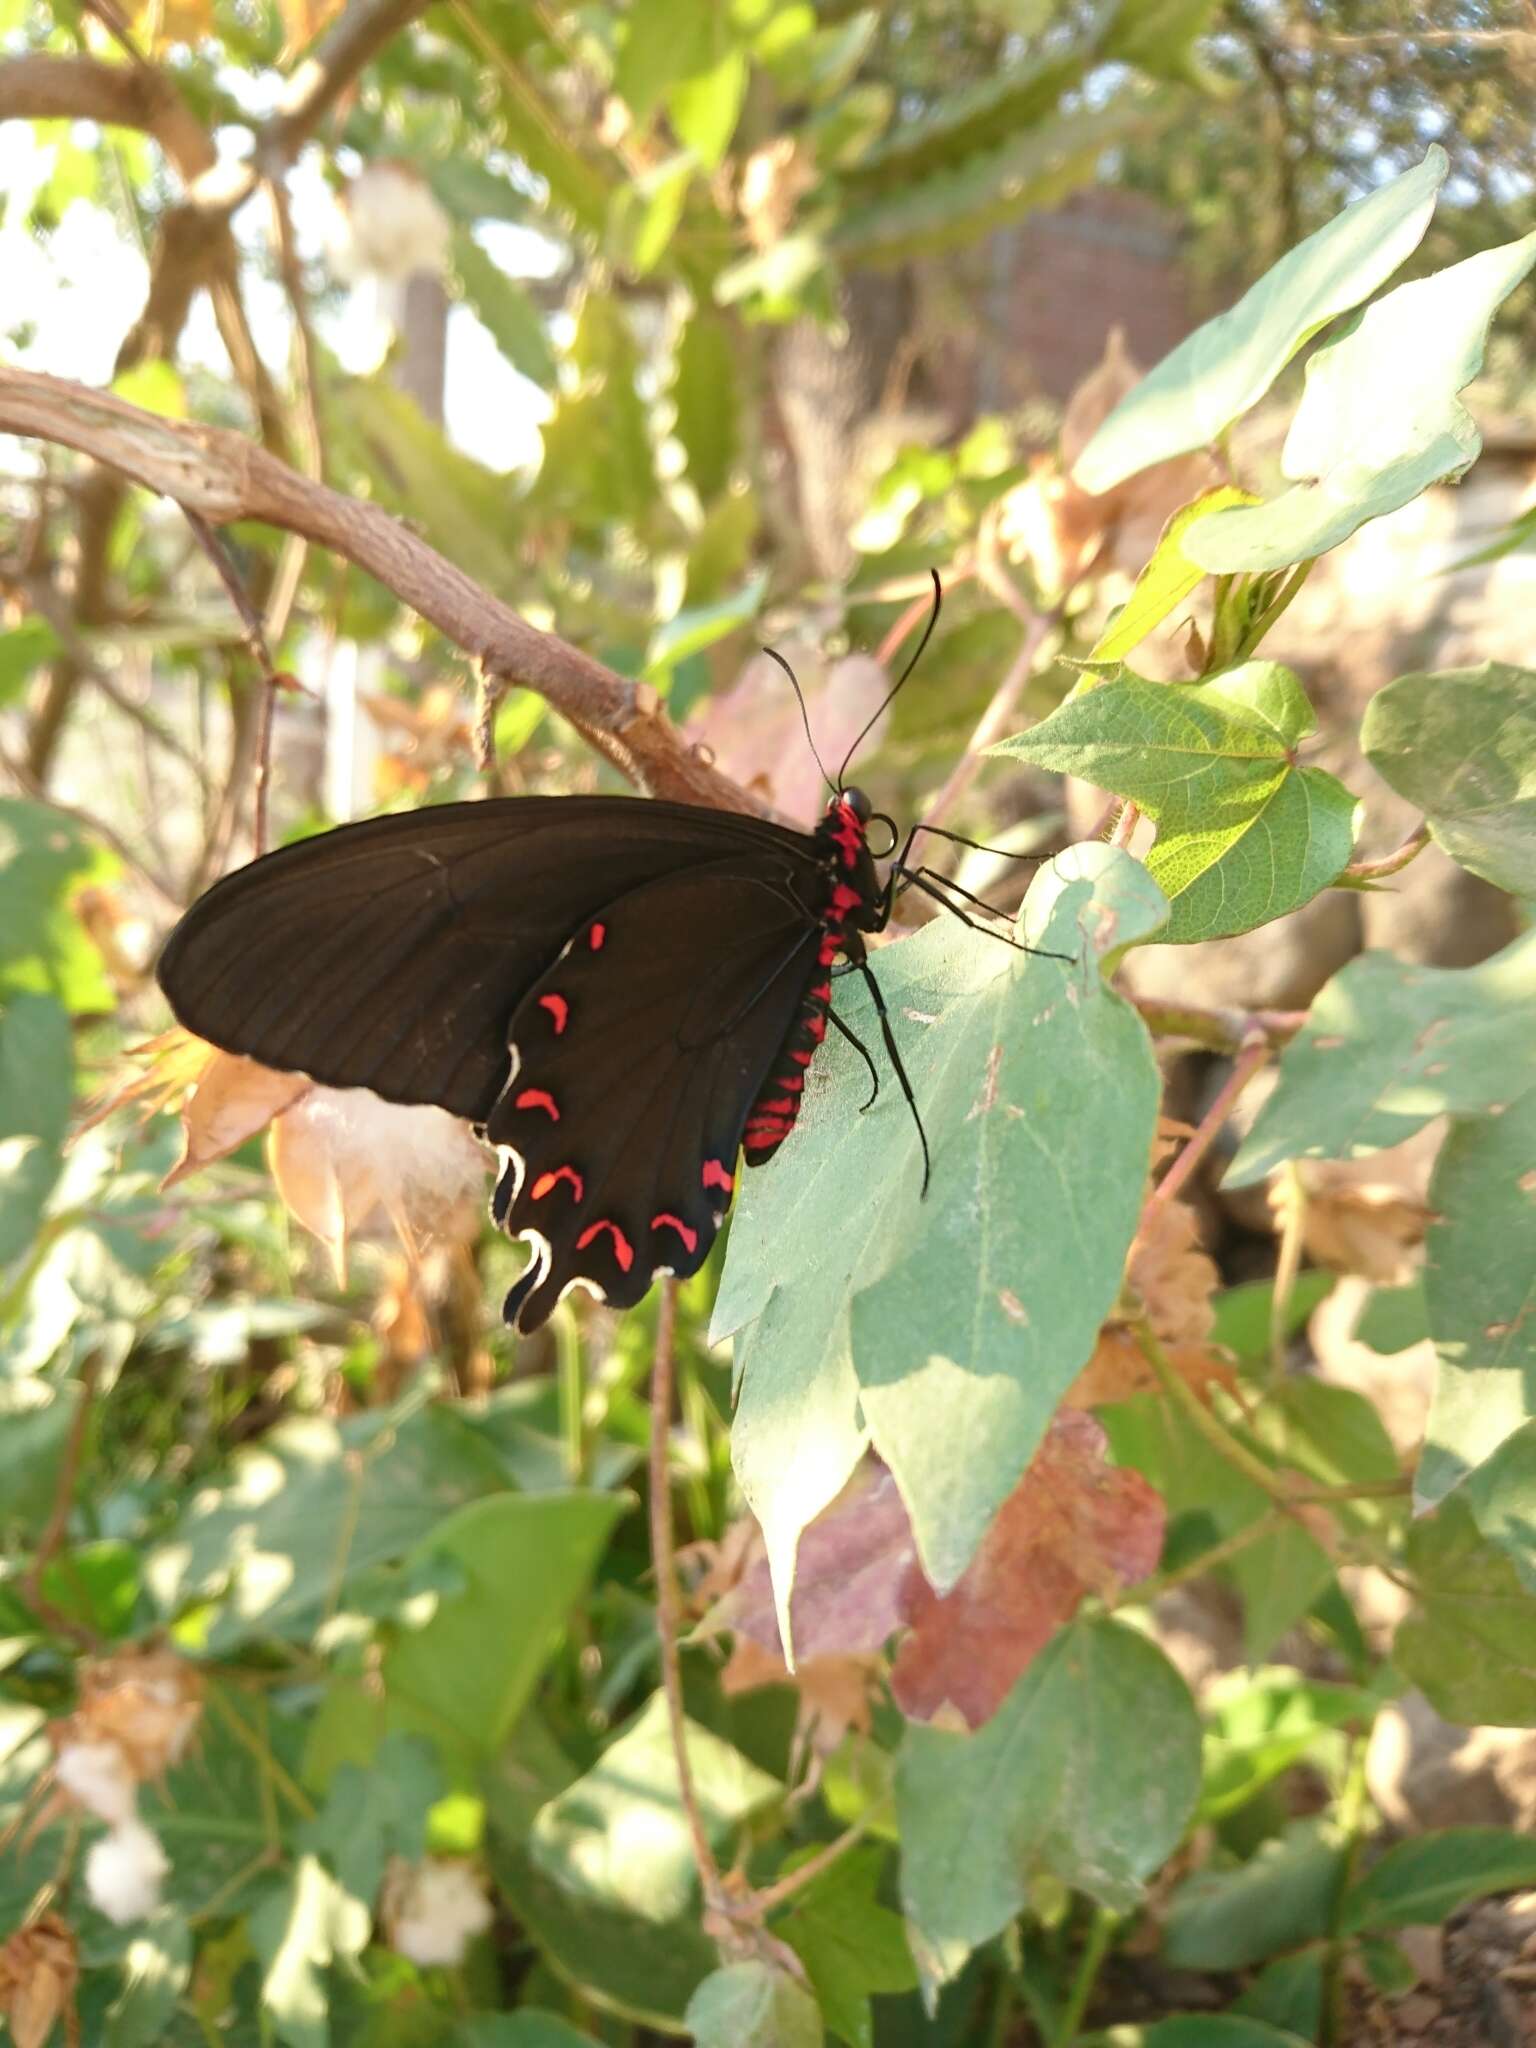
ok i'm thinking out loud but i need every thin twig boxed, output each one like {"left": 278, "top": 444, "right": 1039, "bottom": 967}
{"left": 1143, "top": 1033, "right": 1271, "bottom": 1218}
{"left": 1341, "top": 821, "right": 1431, "bottom": 882}
{"left": 754, "top": 1808, "right": 884, "bottom": 1918}
{"left": 649, "top": 1281, "right": 727, "bottom": 1915}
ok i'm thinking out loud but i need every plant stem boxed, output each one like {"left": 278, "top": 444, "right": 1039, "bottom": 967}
{"left": 1133, "top": 998, "right": 1306, "bottom": 1056}
{"left": 554, "top": 1304, "right": 587, "bottom": 1486}
{"left": 755, "top": 1808, "right": 884, "bottom": 1916}
{"left": 1143, "top": 1032, "right": 1270, "bottom": 1218}
{"left": 1110, "top": 799, "right": 1141, "bottom": 849}
{"left": 1341, "top": 821, "right": 1431, "bottom": 882}
{"left": 1268, "top": 1160, "right": 1308, "bottom": 1381}
{"left": 648, "top": 1279, "right": 726, "bottom": 1916}
{"left": 1052, "top": 1906, "right": 1117, "bottom": 2045}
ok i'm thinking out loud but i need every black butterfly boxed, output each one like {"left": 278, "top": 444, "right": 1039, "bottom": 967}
{"left": 156, "top": 584, "right": 1050, "bottom": 1331}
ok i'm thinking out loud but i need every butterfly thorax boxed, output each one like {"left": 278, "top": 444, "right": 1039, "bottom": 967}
{"left": 741, "top": 793, "right": 881, "bottom": 1166}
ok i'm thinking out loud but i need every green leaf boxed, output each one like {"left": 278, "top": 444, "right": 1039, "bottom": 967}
{"left": 667, "top": 34, "right": 747, "bottom": 172}
{"left": 383, "top": 1490, "right": 626, "bottom": 1759}
{"left": 1200, "top": 1667, "right": 1385, "bottom": 1821}
{"left": 0, "top": 617, "right": 60, "bottom": 709}
{"left": 1354, "top": 1280, "right": 1429, "bottom": 1356}
{"left": 1341, "top": 1827, "right": 1536, "bottom": 1934}
{"left": 1164, "top": 1819, "right": 1342, "bottom": 1971}
{"left": 535, "top": 295, "right": 655, "bottom": 527}
{"left": 0, "top": 798, "right": 119, "bottom": 1012}
{"left": 646, "top": 572, "right": 766, "bottom": 680}
{"left": 1232, "top": 1951, "right": 1325, "bottom": 2038}
{"left": 1361, "top": 662, "right": 1536, "bottom": 900}
{"left": 897, "top": 1618, "right": 1200, "bottom": 1994}
{"left": 614, "top": 0, "right": 713, "bottom": 124}
{"left": 0, "top": 1379, "right": 85, "bottom": 1535}
{"left": 1105, "top": 0, "right": 1226, "bottom": 87}
{"left": 718, "top": 846, "right": 1164, "bottom": 1630}
{"left": 0, "top": 990, "right": 72, "bottom": 1268}
{"left": 994, "top": 664, "right": 1358, "bottom": 944}
{"left": 250, "top": 1855, "right": 372, "bottom": 2048}
{"left": 1074, "top": 145, "right": 1447, "bottom": 493}
{"left": 305, "top": 1732, "right": 442, "bottom": 1907}
{"left": 530, "top": 1692, "right": 780, "bottom": 1920}
{"left": 1419, "top": 1091, "right": 1536, "bottom": 1506}
{"left": 1133, "top": 2021, "right": 1315, "bottom": 2048}
{"left": 670, "top": 308, "right": 741, "bottom": 502}
{"left": 451, "top": 227, "right": 556, "bottom": 388}
{"left": 1084, "top": 487, "right": 1257, "bottom": 668}
{"left": 453, "top": 2018, "right": 604, "bottom": 2048}
{"left": 1209, "top": 1272, "right": 1335, "bottom": 1362}
{"left": 104, "top": 1912, "right": 192, "bottom": 2048}
{"left": 685, "top": 1961, "right": 824, "bottom": 2048}
{"left": 607, "top": 152, "right": 695, "bottom": 276}
{"left": 145, "top": 1394, "right": 511, "bottom": 1651}
{"left": 1464, "top": 1419, "right": 1536, "bottom": 1596}
{"left": 1394, "top": 1496, "right": 1536, "bottom": 1726}
{"left": 1186, "top": 228, "right": 1536, "bottom": 572}
{"left": 773, "top": 1847, "right": 916, "bottom": 2048}
{"left": 1226, "top": 928, "right": 1536, "bottom": 1185}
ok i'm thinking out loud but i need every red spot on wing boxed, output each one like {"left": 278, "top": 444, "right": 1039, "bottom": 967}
{"left": 702, "top": 1158, "right": 734, "bottom": 1194}
{"left": 830, "top": 882, "right": 863, "bottom": 916}
{"left": 651, "top": 1212, "right": 699, "bottom": 1255}
{"left": 810, "top": 980, "right": 832, "bottom": 1003}
{"left": 790, "top": 1049, "right": 813, "bottom": 1066}
{"left": 515, "top": 1088, "right": 560, "bottom": 1119}
{"left": 538, "top": 993, "right": 569, "bottom": 1034}
{"left": 589, "top": 922, "right": 607, "bottom": 951}
{"left": 576, "top": 1219, "right": 634, "bottom": 1271}
{"left": 531, "top": 1165, "right": 584, "bottom": 1202}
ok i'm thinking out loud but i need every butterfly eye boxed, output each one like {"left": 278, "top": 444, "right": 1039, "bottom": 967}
{"left": 842, "top": 786, "right": 873, "bottom": 823}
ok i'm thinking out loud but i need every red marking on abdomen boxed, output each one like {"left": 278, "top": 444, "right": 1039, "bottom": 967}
{"left": 538, "top": 993, "right": 569, "bottom": 1033}
{"left": 651, "top": 1212, "right": 699, "bottom": 1254}
{"left": 589, "top": 922, "right": 606, "bottom": 951}
{"left": 531, "top": 1165, "right": 584, "bottom": 1202}
{"left": 515, "top": 1088, "right": 559, "bottom": 1119}
{"left": 576, "top": 1218, "right": 634, "bottom": 1271}
{"left": 702, "top": 1159, "right": 734, "bottom": 1193}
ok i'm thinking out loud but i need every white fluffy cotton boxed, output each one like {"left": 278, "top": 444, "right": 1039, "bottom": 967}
{"left": 85, "top": 1818, "right": 170, "bottom": 1924}
{"left": 389, "top": 1858, "right": 494, "bottom": 1967}
{"left": 55, "top": 1739, "right": 138, "bottom": 1826}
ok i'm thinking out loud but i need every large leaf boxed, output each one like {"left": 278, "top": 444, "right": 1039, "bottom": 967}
{"left": 1418, "top": 1090, "right": 1536, "bottom": 1506}
{"left": 144, "top": 1393, "right": 511, "bottom": 1650}
{"left": 994, "top": 665, "right": 1358, "bottom": 944}
{"left": 1340, "top": 1827, "right": 1536, "bottom": 1934}
{"left": 451, "top": 226, "right": 556, "bottom": 388}
{"left": 1164, "top": 1820, "right": 1342, "bottom": 1971}
{"left": 383, "top": 1489, "right": 626, "bottom": 1759}
{"left": 1227, "top": 928, "right": 1536, "bottom": 1185}
{"left": 1393, "top": 1496, "right": 1536, "bottom": 1726}
{"left": 529, "top": 1692, "right": 780, "bottom": 1921}
{"left": 1186, "top": 227, "right": 1536, "bottom": 572}
{"left": 1085, "top": 487, "right": 1256, "bottom": 666}
{"left": 1361, "top": 661, "right": 1536, "bottom": 901}
{"left": 897, "top": 1618, "right": 1200, "bottom": 1994}
{"left": 0, "top": 990, "right": 72, "bottom": 1268}
{"left": 1465, "top": 1421, "right": 1536, "bottom": 1595}
{"left": 0, "top": 798, "right": 119, "bottom": 1012}
{"left": 717, "top": 845, "right": 1164, "bottom": 1637}
{"left": 1073, "top": 145, "right": 1447, "bottom": 493}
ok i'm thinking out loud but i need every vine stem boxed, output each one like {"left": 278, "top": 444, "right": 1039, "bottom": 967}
{"left": 1142, "top": 1032, "right": 1271, "bottom": 1220}
{"left": 648, "top": 1280, "right": 727, "bottom": 1917}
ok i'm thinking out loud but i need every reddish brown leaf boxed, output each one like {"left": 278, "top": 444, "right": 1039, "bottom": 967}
{"left": 720, "top": 1638, "right": 879, "bottom": 1746}
{"left": 1129, "top": 1196, "right": 1220, "bottom": 1346}
{"left": 890, "top": 1411, "right": 1165, "bottom": 1728}
{"left": 718, "top": 1462, "right": 916, "bottom": 1662}
{"left": 1067, "top": 1325, "right": 1237, "bottom": 1410}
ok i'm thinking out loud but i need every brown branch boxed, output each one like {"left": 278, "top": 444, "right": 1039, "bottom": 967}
{"left": 0, "top": 367, "right": 762, "bottom": 809}
{"left": 259, "top": 0, "right": 432, "bottom": 171}
{"left": 0, "top": 52, "right": 214, "bottom": 180}
{"left": 1142, "top": 1032, "right": 1271, "bottom": 1218}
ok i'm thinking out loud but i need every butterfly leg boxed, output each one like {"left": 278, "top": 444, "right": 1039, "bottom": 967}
{"left": 899, "top": 869, "right": 1074, "bottom": 963}
{"left": 857, "top": 960, "right": 932, "bottom": 1197}
{"left": 826, "top": 1006, "right": 880, "bottom": 1110}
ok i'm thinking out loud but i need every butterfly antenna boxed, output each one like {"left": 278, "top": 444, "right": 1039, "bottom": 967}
{"left": 762, "top": 645, "right": 836, "bottom": 797}
{"left": 836, "top": 568, "right": 943, "bottom": 790}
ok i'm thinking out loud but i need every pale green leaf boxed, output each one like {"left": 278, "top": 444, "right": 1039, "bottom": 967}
{"left": 897, "top": 1618, "right": 1200, "bottom": 1994}
{"left": 1105, "top": 0, "right": 1227, "bottom": 88}
{"left": 1074, "top": 145, "right": 1447, "bottom": 493}
{"left": 1186, "top": 228, "right": 1536, "bottom": 572}
{"left": 1362, "top": 661, "right": 1536, "bottom": 900}
{"left": 0, "top": 618, "right": 60, "bottom": 709}
{"left": 1341, "top": 1828, "right": 1536, "bottom": 1933}
{"left": 0, "top": 798, "right": 119, "bottom": 1012}
{"left": 1419, "top": 1091, "right": 1536, "bottom": 1507}
{"left": 669, "top": 308, "right": 741, "bottom": 502}
{"left": 607, "top": 152, "right": 695, "bottom": 276}
{"left": 717, "top": 845, "right": 1164, "bottom": 1634}
{"left": 1227, "top": 928, "right": 1536, "bottom": 1185}
{"left": 304, "top": 1732, "right": 442, "bottom": 1907}
{"left": 1394, "top": 1496, "right": 1536, "bottom": 1726}
{"left": 451, "top": 227, "right": 556, "bottom": 388}
{"left": 995, "top": 664, "right": 1358, "bottom": 944}
{"left": 667, "top": 47, "right": 747, "bottom": 172}
{"left": 773, "top": 1847, "right": 915, "bottom": 2048}
{"left": 0, "top": 991, "right": 71, "bottom": 1267}
{"left": 645, "top": 572, "right": 767, "bottom": 679}
{"left": 0, "top": 1380, "right": 85, "bottom": 1535}
{"left": 685, "top": 1961, "right": 824, "bottom": 2048}
{"left": 615, "top": 0, "right": 713, "bottom": 122}
{"left": 1165, "top": 1820, "right": 1342, "bottom": 1970}
{"left": 530, "top": 1693, "right": 780, "bottom": 1921}
{"left": 1083, "top": 486, "right": 1257, "bottom": 669}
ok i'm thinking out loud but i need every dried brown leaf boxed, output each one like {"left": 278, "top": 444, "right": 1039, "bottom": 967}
{"left": 79, "top": 1028, "right": 310, "bottom": 1185}
{"left": 890, "top": 1410, "right": 1165, "bottom": 1728}
{"left": 1130, "top": 1197, "right": 1220, "bottom": 1346}
{"left": 56, "top": 1651, "right": 204, "bottom": 1786}
{"left": 0, "top": 1913, "right": 79, "bottom": 2048}
{"left": 1067, "top": 1325, "right": 1237, "bottom": 1410}
{"left": 1274, "top": 1135, "right": 1440, "bottom": 1286}
{"left": 720, "top": 1638, "right": 878, "bottom": 1746}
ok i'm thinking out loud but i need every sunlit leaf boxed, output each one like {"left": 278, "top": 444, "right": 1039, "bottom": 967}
{"left": 685, "top": 1961, "right": 823, "bottom": 2048}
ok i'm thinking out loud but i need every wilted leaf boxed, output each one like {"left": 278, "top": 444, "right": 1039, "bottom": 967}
{"left": 1073, "top": 147, "right": 1447, "bottom": 493}
{"left": 0, "top": 1911, "right": 78, "bottom": 2048}
{"left": 1362, "top": 661, "right": 1536, "bottom": 901}
{"left": 719, "top": 1638, "right": 880, "bottom": 1748}
{"left": 994, "top": 663, "right": 1358, "bottom": 943}
{"left": 1272, "top": 1129, "right": 1439, "bottom": 1287}
{"left": 891, "top": 1411, "right": 1165, "bottom": 1727}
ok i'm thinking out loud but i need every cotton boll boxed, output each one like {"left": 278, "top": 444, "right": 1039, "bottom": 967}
{"left": 85, "top": 1820, "right": 169, "bottom": 1925}
{"left": 55, "top": 1739, "right": 138, "bottom": 1825}
{"left": 385, "top": 1858, "right": 494, "bottom": 1967}
{"left": 331, "top": 163, "right": 451, "bottom": 283}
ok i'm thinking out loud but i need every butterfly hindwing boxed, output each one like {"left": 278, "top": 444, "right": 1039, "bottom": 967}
{"left": 156, "top": 797, "right": 822, "bottom": 1121}
{"left": 486, "top": 857, "right": 823, "bottom": 1331}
